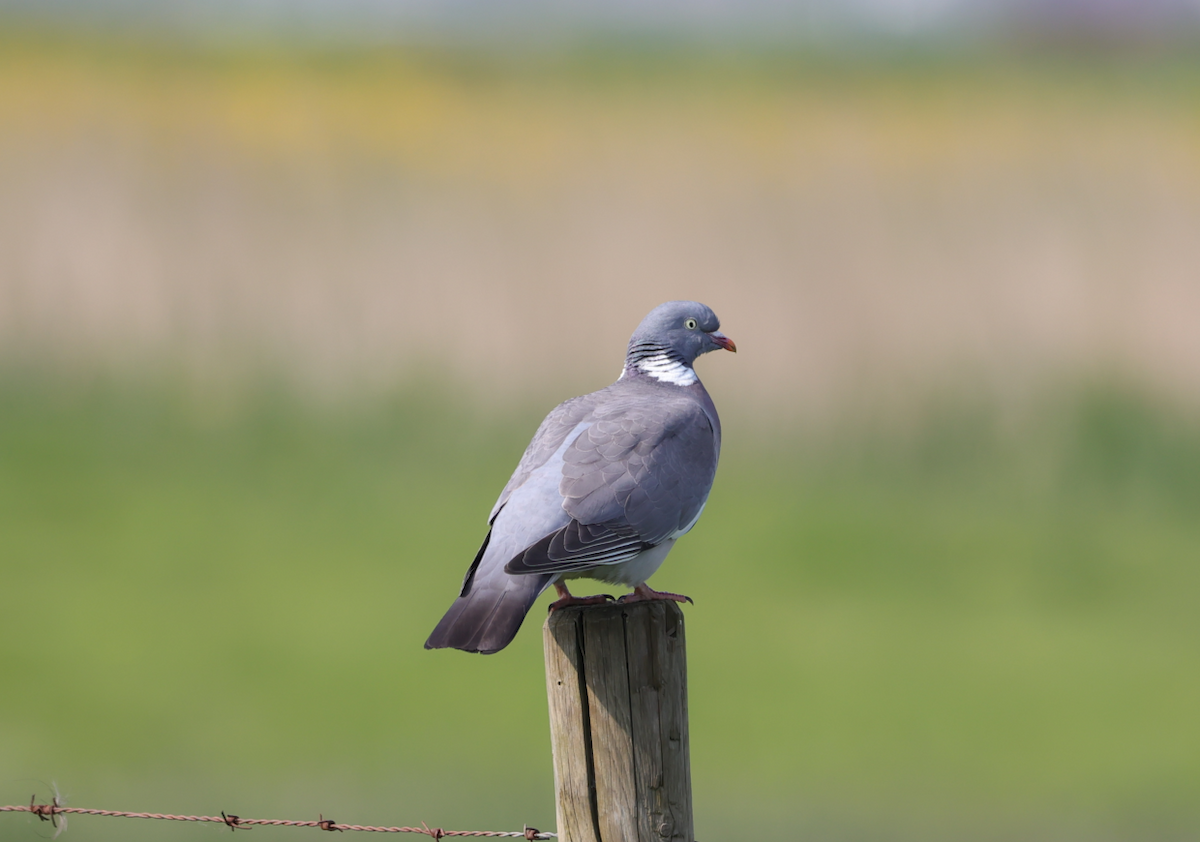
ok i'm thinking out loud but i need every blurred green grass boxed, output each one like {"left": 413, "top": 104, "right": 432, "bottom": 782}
{"left": 2, "top": 373, "right": 1199, "bottom": 840}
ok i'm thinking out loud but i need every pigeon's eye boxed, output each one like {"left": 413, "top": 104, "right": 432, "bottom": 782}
{"left": 684, "top": 318, "right": 698, "bottom": 330}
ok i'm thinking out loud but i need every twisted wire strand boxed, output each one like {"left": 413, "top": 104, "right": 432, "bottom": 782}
{"left": 1, "top": 804, "right": 555, "bottom": 839}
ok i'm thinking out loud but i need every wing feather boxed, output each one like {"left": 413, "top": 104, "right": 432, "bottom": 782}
{"left": 505, "top": 520, "right": 649, "bottom": 575}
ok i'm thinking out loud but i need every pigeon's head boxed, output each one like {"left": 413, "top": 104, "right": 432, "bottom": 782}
{"left": 625, "top": 301, "right": 736, "bottom": 380}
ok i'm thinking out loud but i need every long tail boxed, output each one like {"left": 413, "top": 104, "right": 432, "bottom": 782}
{"left": 424, "top": 572, "right": 554, "bottom": 654}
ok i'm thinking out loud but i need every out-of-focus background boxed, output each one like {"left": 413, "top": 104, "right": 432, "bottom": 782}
{"left": 3, "top": 1, "right": 1199, "bottom": 840}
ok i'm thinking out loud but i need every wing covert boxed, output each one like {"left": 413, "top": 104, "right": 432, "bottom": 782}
{"left": 560, "top": 397, "right": 718, "bottom": 548}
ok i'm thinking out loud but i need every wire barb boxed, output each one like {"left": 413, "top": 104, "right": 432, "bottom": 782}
{"left": 29, "top": 794, "right": 60, "bottom": 826}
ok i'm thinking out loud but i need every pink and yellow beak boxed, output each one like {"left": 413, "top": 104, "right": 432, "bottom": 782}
{"left": 708, "top": 331, "right": 737, "bottom": 353}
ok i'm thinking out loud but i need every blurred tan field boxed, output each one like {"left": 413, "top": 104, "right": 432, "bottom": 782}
{"left": 4, "top": 36, "right": 1200, "bottom": 416}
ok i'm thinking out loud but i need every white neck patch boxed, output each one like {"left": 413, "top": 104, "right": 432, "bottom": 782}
{"left": 627, "top": 353, "right": 697, "bottom": 386}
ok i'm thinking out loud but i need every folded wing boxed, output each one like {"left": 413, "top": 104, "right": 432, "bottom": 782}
{"left": 505, "top": 397, "right": 716, "bottom": 575}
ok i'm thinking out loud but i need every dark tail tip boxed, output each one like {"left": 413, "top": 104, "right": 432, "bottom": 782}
{"left": 425, "top": 574, "right": 553, "bottom": 654}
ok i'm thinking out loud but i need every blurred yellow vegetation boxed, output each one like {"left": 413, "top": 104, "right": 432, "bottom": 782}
{"left": 5, "top": 35, "right": 1199, "bottom": 190}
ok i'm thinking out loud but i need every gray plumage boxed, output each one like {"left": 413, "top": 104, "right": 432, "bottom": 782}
{"left": 425, "top": 301, "right": 734, "bottom": 654}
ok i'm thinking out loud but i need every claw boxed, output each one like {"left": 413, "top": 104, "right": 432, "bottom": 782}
{"left": 617, "top": 583, "right": 693, "bottom": 605}
{"left": 548, "top": 594, "right": 614, "bottom": 612}
{"left": 548, "top": 582, "right": 615, "bottom": 612}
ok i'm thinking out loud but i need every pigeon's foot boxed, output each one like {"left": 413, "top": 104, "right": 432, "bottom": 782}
{"left": 548, "top": 582, "right": 615, "bottom": 612}
{"left": 617, "top": 583, "right": 694, "bottom": 605}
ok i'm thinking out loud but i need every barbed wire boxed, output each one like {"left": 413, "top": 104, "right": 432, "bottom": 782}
{"left": 2, "top": 797, "right": 555, "bottom": 839}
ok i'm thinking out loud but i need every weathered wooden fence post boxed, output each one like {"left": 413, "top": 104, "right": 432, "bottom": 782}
{"left": 543, "top": 601, "right": 693, "bottom": 842}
